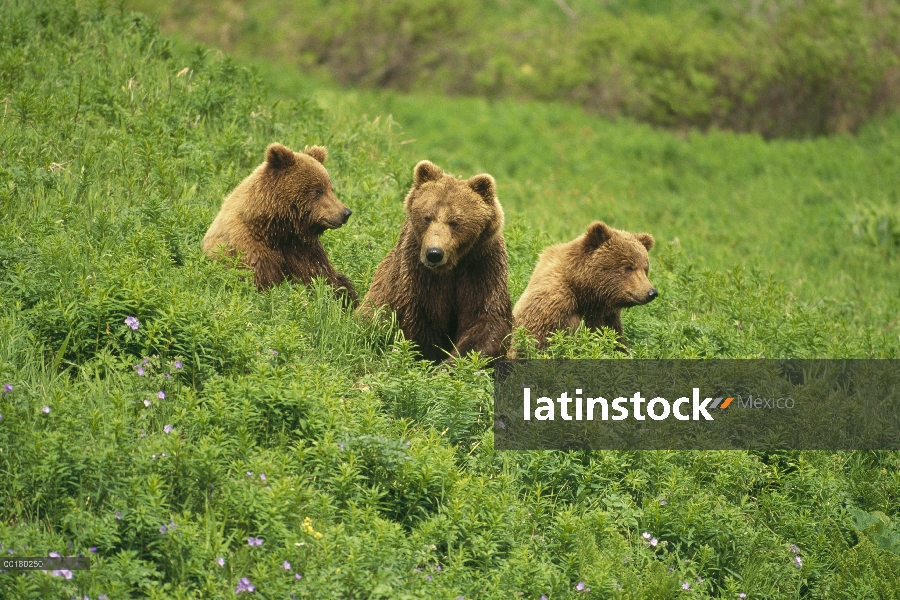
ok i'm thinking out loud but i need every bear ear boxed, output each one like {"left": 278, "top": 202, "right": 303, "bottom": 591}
{"left": 467, "top": 173, "right": 496, "bottom": 203}
{"left": 583, "top": 221, "right": 613, "bottom": 250}
{"left": 304, "top": 145, "right": 327, "bottom": 165}
{"left": 265, "top": 143, "right": 296, "bottom": 169}
{"left": 636, "top": 232, "right": 655, "bottom": 251}
{"left": 413, "top": 160, "right": 443, "bottom": 187}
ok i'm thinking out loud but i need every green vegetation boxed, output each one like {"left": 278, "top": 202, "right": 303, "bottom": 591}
{"left": 129, "top": 0, "right": 900, "bottom": 138}
{"left": 1, "top": 1, "right": 899, "bottom": 599}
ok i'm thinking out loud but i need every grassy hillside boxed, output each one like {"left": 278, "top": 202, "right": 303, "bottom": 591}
{"left": 1, "top": 1, "right": 900, "bottom": 599}
{"left": 128, "top": 0, "right": 900, "bottom": 138}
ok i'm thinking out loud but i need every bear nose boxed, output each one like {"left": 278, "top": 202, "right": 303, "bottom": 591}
{"left": 647, "top": 288, "right": 658, "bottom": 302}
{"left": 341, "top": 208, "right": 352, "bottom": 223}
{"left": 425, "top": 247, "right": 444, "bottom": 264}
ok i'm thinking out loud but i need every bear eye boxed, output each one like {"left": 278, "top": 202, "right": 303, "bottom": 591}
{"left": 314, "top": 188, "right": 324, "bottom": 196}
{"left": 423, "top": 216, "right": 432, "bottom": 224}
{"left": 625, "top": 265, "right": 634, "bottom": 273}
{"left": 448, "top": 220, "right": 459, "bottom": 228}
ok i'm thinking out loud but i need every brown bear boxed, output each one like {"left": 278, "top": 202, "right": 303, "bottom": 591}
{"left": 513, "top": 221, "right": 657, "bottom": 348}
{"left": 201, "top": 143, "right": 357, "bottom": 304}
{"left": 359, "top": 160, "right": 512, "bottom": 362}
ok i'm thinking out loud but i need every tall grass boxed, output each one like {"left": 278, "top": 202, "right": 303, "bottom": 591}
{"left": 1, "top": 1, "right": 899, "bottom": 598}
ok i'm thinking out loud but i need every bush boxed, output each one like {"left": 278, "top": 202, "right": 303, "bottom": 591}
{"left": 134, "top": 0, "right": 900, "bottom": 137}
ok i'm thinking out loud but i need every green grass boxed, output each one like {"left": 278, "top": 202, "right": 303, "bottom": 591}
{"left": 1, "top": 1, "right": 900, "bottom": 599}
{"left": 127, "top": 0, "right": 900, "bottom": 138}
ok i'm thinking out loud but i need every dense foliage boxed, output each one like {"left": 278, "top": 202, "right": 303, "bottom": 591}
{"left": 129, "top": 0, "right": 900, "bottom": 138}
{"left": 1, "top": 1, "right": 899, "bottom": 598}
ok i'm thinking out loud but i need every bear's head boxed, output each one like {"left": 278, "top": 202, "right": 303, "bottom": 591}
{"left": 252, "top": 143, "right": 351, "bottom": 239}
{"left": 570, "top": 221, "right": 658, "bottom": 309}
{"left": 404, "top": 160, "right": 503, "bottom": 271}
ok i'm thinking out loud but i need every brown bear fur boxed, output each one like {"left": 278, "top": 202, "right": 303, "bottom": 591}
{"left": 513, "top": 221, "right": 657, "bottom": 348}
{"left": 202, "top": 143, "right": 357, "bottom": 303}
{"left": 359, "top": 160, "right": 512, "bottom": 362}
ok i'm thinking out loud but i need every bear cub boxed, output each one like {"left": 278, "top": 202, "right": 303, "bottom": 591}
{"left": 202, "top": 143, "right": 357, "bottom": 304}
{"left": 360, "top": 160, "right": 512, "bottom": 362}
{"left": 513, "top": 221, "right": 657, "bottom": 348}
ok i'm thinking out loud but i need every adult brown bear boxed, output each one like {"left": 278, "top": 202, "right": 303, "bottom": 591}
{"left": 360, "top": 160, "right": 512, "bottom": 362}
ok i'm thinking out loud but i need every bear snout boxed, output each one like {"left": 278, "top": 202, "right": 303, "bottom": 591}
{"left": 647, "top": 287, "right": 658, "bottom": 302}
{"left": 424, "top": 246, "right": 445, "bottom": 266}
{"left": 340, "top": 207, "right": 352, "bottom": 224}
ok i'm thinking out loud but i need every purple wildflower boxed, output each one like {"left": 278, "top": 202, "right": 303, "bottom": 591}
{"left": 495, "top": 420, "right": 506, "bottom": 430}
{"left": 576, "top": 582, "right": 585, "bottom": 591}
{"left": 541, "top": 596, "right": 548, "bottom": 600}
{"left": 216, "top": 557, "right": 225, "bottom": 567}
{"left": 125, "top": 316, "right": 140, "bottom": 330}
{"left": 164, "top": 373, "right": 171, "bottom": 379}
{"left": 294, "top": 573, "right": 302, "bottom": 580}
{"left": 642, "top": 531, "right": 651, "bottom": 540}
{"left": 157, "top": 391, "right": 165, "bottom": 400}
{"left": 259, "top": 473, "right": 266, "bottom": 481}
{"left": 51, "top": 569, "right": 73, "bottom": 579}
{"left": 246, "top": 471, "right": 253, "bottom": 477}
{"left": 794, "top": 555, "right": 802, "bottom": 568}
{"left": 339, "top": 443, "right": 344, "bottom": 450}
{"left": 161, "top": 452, "right": 167, "bottom": 458}
{"left": 137, "top": 367, "right": 145, "bottom": 376}
{"left": 42, "top": 405, "right": 50, "bottom": 414}
{"left": 697, "top": 577, "right": 704, "bottom": 583}
{"left": 660, "top": 497, "right": 668, "bottom": 506}
{"left": 142, "top": 359, "right": 150, "bottom": 365}
{"left": 235, "top": 577, "right": 255, "bottom": 593}
{"left": 100, "top": 596, "right": 109, "bottom": 600}
{"left": 426, "top": 575, "right": 432, "bottom": 581}
{"left": 49, "top": 551, "right": 61, "bottom": 558}
{"left": 174, "top": 361, "right": 183, "bottom": 369}
{"left": 271, "top": 350, "right": 278, "bottom": 356}
{"left": 115, "top": 512, "right": 122, "bottom": 520}
{"left": 669, "top": 567, "right": 675, "bottom": 571}
{"left": 143, "top": 399, "right": 151, "bottom": 407}
{"left": 282, "top": 561, "right": 291, "bottom": 570}
{"left": 650, "top": 537, "right": 658, "bottom": 547}
{"left": 790, "top": 544, "right": 799, "bottom": 555}
{"left": 159, "top": 525, "right": 168, "bottom": 534}
{"left": 682, "top": 582, "right": 690, "bottom": 590}
{"left": 151, "top": 454, "right": 157, "bottom": 460}
{"left": 163, "top": 424, "right": 173, "bottom": 434}
{"left": 89, "top": 547, "right": 97, "bottom": 553}
{"left": 739, "top": 595, "right": 747, "bottom": 599}
{"left": 247, "top": 537, "right": 263, "bottom": 547}
{"left": 2, "top": 383, "right": 12, "bottom": 395}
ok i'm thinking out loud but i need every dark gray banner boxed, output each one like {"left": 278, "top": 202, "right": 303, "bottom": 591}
{"left": 493, "top": 360, "right": 900, "bottom": 450}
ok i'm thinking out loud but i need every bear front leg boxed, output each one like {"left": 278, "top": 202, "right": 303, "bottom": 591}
{"left": 453, "top": 312, "right": 512, "bottom": 360}
{"left": 331, "top": 271, "right": 359, "bottom": 308}
{"left": 247, "top": 249, "right": 285, "bottom": 291}
{"left": 453, "top": 274, "right": 513, "bottom": 360}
